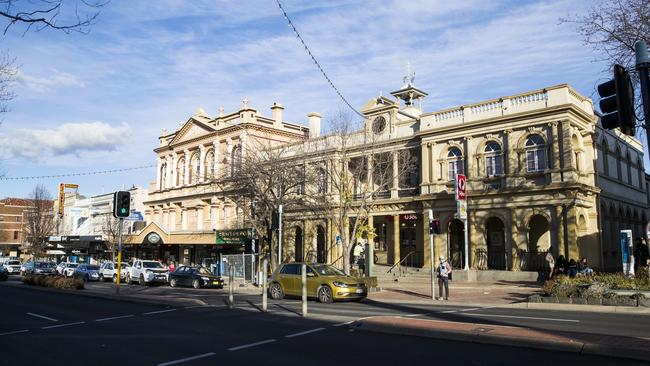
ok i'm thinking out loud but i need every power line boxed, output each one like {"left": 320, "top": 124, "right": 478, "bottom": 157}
{"left": 275, "top": 0, "right": 365, "bottom": 119}
{"left": 0, "top": 164, "right": 155, "bottom": 181}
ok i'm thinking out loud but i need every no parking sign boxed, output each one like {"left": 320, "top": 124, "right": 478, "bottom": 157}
{"left": 456, "top": 174, "right": 466, "bottom": 201}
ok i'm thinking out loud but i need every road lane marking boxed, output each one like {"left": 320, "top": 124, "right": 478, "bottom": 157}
{"left": 333, "top": 321, "right": 354, "bottom": 327}
{"left": 440, "top": 310, "right": 458, "bottom": 313}
{"left": 463, "top": 313, "right": 580, "bottom": 323}
{"left": 26, "top": 312, "right": 58, "bottom": 322}
{"left": 0, "top": 329, "right": 29, "bottom": 336}
{"left": 95, "top": 315, "right": 134, "bottom": 322}
{"left": 157, "top": 352, "right": 216, "bottom": 366}
{"left": 460, "top": 308, "right": 480, "bottom": 312}
{"left": 227, "top": 339, "right": 276, "bottom": 351}
{"left": 403, "top": 313, "right": 429, "bottom": 317}
{"left": 144, "top": 309, "right": 177, "bottom": 315}
{"left": 183, "top": 305, "right": 226, "bottom": 309}
{"left": 41, "top": 321, "right": 85, "bottom": 329}
{"left": 285, "top": 327, "right": 326, "bottom": 338}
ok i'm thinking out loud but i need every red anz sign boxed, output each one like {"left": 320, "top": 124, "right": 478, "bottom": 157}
{"left": 456, "top": 174, "right": 467, "bottom": 201}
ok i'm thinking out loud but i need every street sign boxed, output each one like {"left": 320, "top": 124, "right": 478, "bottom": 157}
{"left": 457, "top": 201, "right": 467, "bottom": 220}
{"left": 125, "top": 211, "right": 144, "bottom": 221}
{"left": 216, "top": 228, "right": 252, "bottom": 245}
{"left": 456, "top": 174, "right": 466, "bottom": 201}
{"left": 620, "top": 230, "right": 634, "bottom": 277}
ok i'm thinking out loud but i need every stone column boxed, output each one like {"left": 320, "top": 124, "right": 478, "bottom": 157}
{"left": 422, "top": 213, "right": 431, "bottom": 268}
{"left": 171, "top": 152, "right": 178, "bottom": 187}
{"left": 226, "top": 138, "right": 233, "bottom": 177}
{"left": 197, "top": 205, "right": 204, "bottom": 231}
{"left": 198, "top": 145, "right": 206, "bottom": 183}
{"left": 165, "top": 155, "right": 172, "bottom": 189}
{"left": 169, "top": 205, "right": 176, "bottom": 232}
{"left": 553, "top": 205, "right": 564, "bottom": 258}
{"left": 156, "top": 157, "right": 163, "bottom": 191}
{"left": 421, "top": 143, "right": 430, "bottom": 190}
{"left": 183, "top": 149, "right": 190, "bottom": 186}
{"left": 566, "top": 205, "right": 579, "bottom": 261}
{"left": 181, "top": 207, "right": 187, "bottom": 231}
{"left": 391, "top": 214, "right": 400, "bottom": 265}
{"left": 550, "top": 121, "right": 562, "bottom": 183}
{"left": 391, "top": 152, "right": 399, "bottom": 198}
{"left": 213, "top": 141, "right": 220, "bottom": 180}
{"left": 464, "top": 137, "right": 473, "bottom": 179}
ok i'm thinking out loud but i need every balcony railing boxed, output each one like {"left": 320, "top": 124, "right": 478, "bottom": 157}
{"left": 398, "top": 187, "right": 419, "bottom": 197}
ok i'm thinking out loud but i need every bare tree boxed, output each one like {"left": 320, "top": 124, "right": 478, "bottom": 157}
{"left": 317, "top": 110, "right": 418, "bottom": 274}
{"left": 22, "top": 184, "right": 55, "bottom": 260}
{"left": 0, "top": 52, "right": 15, "bottom": 115}
{"left": 100, "top": 213, "right": 122, "bottom": 262}
{"left": 0, "top": 0, "right": 106, "bottom": 35}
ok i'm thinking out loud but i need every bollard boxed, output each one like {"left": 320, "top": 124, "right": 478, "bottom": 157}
{"left": 301, "top": 263, "right": 307, "bottom": 317}
{"left": 228, "top": 266, "right": 234, "bottom": 309}
{"left": 262, "top": 259, "right": 268, "bottom": 312}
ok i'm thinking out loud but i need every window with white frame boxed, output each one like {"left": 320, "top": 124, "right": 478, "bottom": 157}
{"left": 231, "top": 145, "right": 242, "bottom": 176}
{"left": 525, "top": 134, "right": 547, "bottom": 173}
{"left": 447, "top": 147, "right": 464, "bottom": 181}
{"left": 484, "top": 141, "right": 502, "bottom": 177}
{"left": 159, "top": 162, "right": 167, "bottom": 190}
{"left": 317, "top": 167, "right": 327, "bottom": 194}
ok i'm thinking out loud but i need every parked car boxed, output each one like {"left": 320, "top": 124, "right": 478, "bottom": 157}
{"left": 22, "top": 261, "right": 57, "bottom": 276}
{"left": 4, "top": 260, "right": 22, "bottom": 275}
{"left": 73, "top": 264, "right": 101, "bottom": 282}
{"left": 58, "top": 262, "right": 79, "bottom": 277}
{"left": 169, "top": 266, "right": 223, "bottom": 289}
{"left": 99, "top": 261, "right": 131, "bottom": 282}
{"left": 127, "top": 260, "right": 169, "bottom": 285}
{"left": 269, "top": 263, "right": 367, "bottom": 303}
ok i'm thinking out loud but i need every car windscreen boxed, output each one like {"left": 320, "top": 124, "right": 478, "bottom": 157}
{"left": 36, "top": 262, "right": 54, "bottom": 268}
{"left": 196, "top": 267, "right": 212, "bottom": 275}
{"left": 8, "top": 261, "right": 20, "bottom": 265}
{"left": 143, "top": 262, "right": 164, "bottom": 269}
{"left": 67, "top": 263, "right": 79, "bottom": 268}
{"left": 86, "top": 265, "right": 100, "bottom": 270}
{"left": 311, "top": 264, "right": 345, "bottom": 276}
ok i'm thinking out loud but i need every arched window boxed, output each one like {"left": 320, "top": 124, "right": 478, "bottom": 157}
{"left": 159, "top": 162, "right": 167, "bottom": 190}
{"left": 615, "top": 146, "right": 622, "bottom": 180}
{"left": 484, "top": 141, "right": 502, "bottom": 177}
{"left": 231, "top": 145, "right": 242, "bottom": 176}
{"left": 205, "top": 151, "right": 214, "bottom": 180}
{"left": 638, "top": 158, "right": 644, "bottom": 189}
{"left": 447, "top": 147, "right": 464, "bottom": 181}
{"left": 176, "top": 158, "right": 185, "bottom": 186}
{"left": 626, "top": 152, "right": 632, "bottom": 184}
{"left": 601, "top": 138, "right": 609, "bottom": 176}
{"left": 317, "top": 167, "right": 327, "bottom": 194}
{"left": 525, "top": 134, "right": 547, "bottom": 173}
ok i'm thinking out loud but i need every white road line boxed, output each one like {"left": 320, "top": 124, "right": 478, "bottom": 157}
{"left": 26, "top": 312, "right": 58, "bottom": 322}
{"left": 227, "top": 339, "right": 276, "bottom": 351}
{"left": 403, "top": 313, "right": 429, "bottom": 317}
{"left": 41, "top": 321, "right": 85, "bottom": 330}
{"left": 183, "top": 305, "right": 226, "bottom": 309}
{"left": 332, "top": 320, "right": 354, "bottom": 327}
{"left": 0, "top": 329, "right": 29, "bottom": 336}
{"left": 95, "top": 315, "right": 134, "bottom": 322}
{"left": 463, "top": 313, "right": 580, "bottom": 323}
{"left": 157, "top": 352, "right": 216, "bottom": 366}
{"left": 440, "top": 310, "right": 458, "bottom": 313}
{"left": 144, "top": 309, "right": 177, "bottom": 315}
{"left": 285, "top": 327, "right": 326, "bottom": 338}
{"left": 460, "top": 308, "right": 480, "bottom": 312}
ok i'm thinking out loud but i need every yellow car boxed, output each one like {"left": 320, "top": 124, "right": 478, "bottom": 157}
{"left": 269, "top": 262, "right": 367, "bottom": 303}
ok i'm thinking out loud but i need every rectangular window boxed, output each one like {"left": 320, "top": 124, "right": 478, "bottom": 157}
{"left": 448, "top": 160, "right": 464, "bottom": 181}
{"left": 13, "top": 231, "right": 18, "bottom": 240}
{"left": 0, "top": 216, "right": 3, "bottom": 221}
{"left": 527, "top": 149, "right": 547, "bottom": 173}
{"left": 15, "top": 216, "right": 20, "bottom": 223}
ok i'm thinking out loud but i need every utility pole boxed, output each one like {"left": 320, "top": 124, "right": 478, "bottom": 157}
{"left": 428, "top": 209, "right": 436, "bottom": 302}
{"left": 115, "top": 217, "right": 123, "bottom": 295}
{"left": 635, "top": 41, "right": 650, "bottom": 155}
{"left": 278, "top": 204, "right": 283, "bottom": 265}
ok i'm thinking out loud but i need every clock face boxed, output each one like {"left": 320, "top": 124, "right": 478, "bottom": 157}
{"left": 372, "top": 116, "right": 386, "bottom": 134}
{"left": 147, "top": 232, "right": 161, "bottom": 244}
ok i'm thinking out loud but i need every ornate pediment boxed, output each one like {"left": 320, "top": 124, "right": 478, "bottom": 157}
{"left": 169, "top": 118, "right": 216, "bottom": 146}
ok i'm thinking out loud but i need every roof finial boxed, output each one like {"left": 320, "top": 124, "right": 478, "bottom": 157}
{"left": 218, "top": 106, "right": 224, "bottom": 117}
{"left": 402, "top": 61, "right": 415, "bottom": 88}
{"left": 242, "top": 97, "right": 249, "bottom": 109}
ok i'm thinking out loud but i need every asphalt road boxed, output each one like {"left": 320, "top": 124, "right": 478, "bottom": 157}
{"left": 1, "top": 281, "right": 647, "bottom": 366}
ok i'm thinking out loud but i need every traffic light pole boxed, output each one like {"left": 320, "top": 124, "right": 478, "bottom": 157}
{"left": 635, "top": 41, "right": 650, "bottom": 155}
{"left": 115, "top": 217, "right": 123, "bottom": 295}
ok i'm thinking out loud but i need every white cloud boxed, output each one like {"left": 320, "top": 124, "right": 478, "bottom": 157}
{"left": 0, "top": 122, "right": 130, "bottom": 161}
{"left": 16, "top": 69, "right": 85, "bottom": 92}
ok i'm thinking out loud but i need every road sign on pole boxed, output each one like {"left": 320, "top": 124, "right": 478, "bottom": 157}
{"left": 455, "top": 174, "right": 466, "bottom": 201}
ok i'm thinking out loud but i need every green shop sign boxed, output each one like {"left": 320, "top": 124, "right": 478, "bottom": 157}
{"left": 215, "top": 228, "right": 252, "bottom": 245}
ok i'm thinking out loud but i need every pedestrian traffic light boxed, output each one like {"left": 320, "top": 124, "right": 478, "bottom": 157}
{"left": 271, "top": 210, "right": 279, "bottom": 230}
{"left": 113, "top": 191, "right": 131, "bottom": 218}
{"left": 597, "top": 64, "right": 636, "bottom": 136}
{"left": 429, "top": 218, "right": 441, "bottom": 235}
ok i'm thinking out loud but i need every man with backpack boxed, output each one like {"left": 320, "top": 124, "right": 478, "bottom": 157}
{"left": 437, "top": 256, "right": 451, "bottom": 301}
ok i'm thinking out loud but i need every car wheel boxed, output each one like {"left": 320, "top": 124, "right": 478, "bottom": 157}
{"left": 126, "top": 274, "right": 131, "bottom": 284}
{"left": 139, "top": 275, "right": 146, "bottom": 286}
{"left": 99, "top": 274, "right": 105, "bottom": 282}
{"left": 192, "top": 279, "right": 201, "bottom": 289}
{"left": 269, "top": 283, "right": 284, "bottom": 300}
{"left": 84, "top": 274, "right": 89, "bottom": 282}
{"left": 169, "top": 278, "right": 177, "bottom": 287}
{"left": 113, "top": 274, "right": 117, "bottom": 283}
{"left": 318, "top": 286, "right": 333, "bottom": 303}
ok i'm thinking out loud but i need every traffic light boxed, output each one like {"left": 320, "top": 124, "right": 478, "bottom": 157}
{"left": 597, "top": 64, "right": 636, "bottom": 136}
{"left": 429, "top": 218, "right": 441, "bottom": 235}
{"left": 271, "top": 210, "right": 279, "bottom": 230}
{"left": 113, "top": 191, "right": 131, "bottom": 218}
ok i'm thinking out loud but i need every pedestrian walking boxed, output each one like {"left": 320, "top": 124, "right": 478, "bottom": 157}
{"left": 352, "top": 242, "right": 364, "bottom": 266}
{"left": 437, "top": 256, "right": 451, "bottom": 301}
{"left": 545, "top": 246, "right": 555, "bottom": 280}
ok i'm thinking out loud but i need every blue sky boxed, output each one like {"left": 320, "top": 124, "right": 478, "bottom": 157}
{"left": 0, "top": 0, "right": 610, "bottom": 198}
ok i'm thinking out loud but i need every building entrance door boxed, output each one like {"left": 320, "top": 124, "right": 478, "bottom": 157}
{"left": 316, "top": 226, "right": 326, "bottom": 263}
{"left": 448, "top": 219, "right": 465, "bottom": 269}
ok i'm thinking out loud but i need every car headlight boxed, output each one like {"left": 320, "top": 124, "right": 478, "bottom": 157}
{"left": 145, "top": 269, "right": 152, "bottom": 274}
{"left": 35, "top": 269, "right": 42, "bottom": 273}
{"left": 332, "top": 281, "right": 349, "bottom": 288}
{"left": 201, "top": 277, "right": 210, "bottom": 281}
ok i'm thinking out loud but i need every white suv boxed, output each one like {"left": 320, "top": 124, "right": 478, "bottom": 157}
{"left": 99, "top": 262, "right": 131, "bottom": 282}
{"left": 127, "top": 260, "right": 169, "bottom": 285}
{"left": 59, "top": 262, "right": 79, "bottom": 277}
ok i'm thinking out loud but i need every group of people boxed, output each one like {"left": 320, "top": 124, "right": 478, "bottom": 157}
{"left": 544, "top": 247, "right": 594, "bottom": 280}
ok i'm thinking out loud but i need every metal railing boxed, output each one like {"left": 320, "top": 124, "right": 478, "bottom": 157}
{"left": 518, "top": 250, "right": 548, "bottom": 271}
{"left": 386, "top": 250, "right": 416, "bottom": 276}
{"left": 218, "top": 254, "right": 259, "bottom": 282}
{"left": 475, "top": 249, "right": 506, "bottom": 270}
